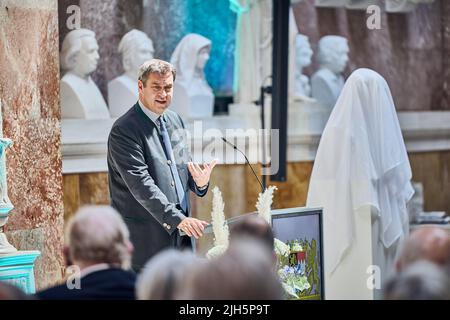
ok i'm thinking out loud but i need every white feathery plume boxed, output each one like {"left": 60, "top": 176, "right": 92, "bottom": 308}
{"left": 256, "top": 185, "right": 277, "bottom": 226}
{"left": 206, "top": 186, "right": 229, "bottom": 259}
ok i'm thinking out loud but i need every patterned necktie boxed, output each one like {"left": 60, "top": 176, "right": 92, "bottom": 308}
{"left": 158, "top": 116, "right": 188, "bottom": 213}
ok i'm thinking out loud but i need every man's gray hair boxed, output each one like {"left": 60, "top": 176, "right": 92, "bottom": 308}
{"left": 65, "top": 205, "right": 132, "bottom": 269}
{"left": 384, "top": 260, "right": 450, "bottom": 300}
{"left": 60, "top": 28, "right": 96, "bottom": 71}
{"left": 136, "top": 249, "right": 201, "bottom": 300}
{"left": 138, "top": 59, "right": 176, "bottom": 86}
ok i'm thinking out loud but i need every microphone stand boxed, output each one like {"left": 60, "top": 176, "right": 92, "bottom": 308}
{"left": 221, "top": 137, "right": 264, "bottom": 193}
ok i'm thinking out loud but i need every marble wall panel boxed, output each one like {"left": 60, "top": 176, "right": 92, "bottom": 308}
{"left": 0, "top": 0, "right": 64, "bottom": 290}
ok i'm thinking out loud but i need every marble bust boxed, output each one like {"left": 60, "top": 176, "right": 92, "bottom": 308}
{"left": 293, "top": 34, "right": 313, "bottom": 99}
{"left": 170, "top": 33, "right": 214, "bottom": 119}
{"left": 108, "top": 29, "right": 155, "bottom": 117}
{"left": 60, "top": 28, "right": 110, "bottom": 119}
{"left": 311, "top": 35, "right": 349, "bottom": 109}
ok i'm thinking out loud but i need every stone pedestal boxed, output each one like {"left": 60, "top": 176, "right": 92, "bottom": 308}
{"left": 0, "top": 251, "right": 40, "bottom": 294}
{"left": 228, "top": 102, "right": 272, "bottom": 131}
{"left": 288, "top": 97, "right": 330, "bottom": 135}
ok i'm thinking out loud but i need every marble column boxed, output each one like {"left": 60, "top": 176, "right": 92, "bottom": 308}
{"left": 0, "top": 0, "right": 64, "bottom": 290}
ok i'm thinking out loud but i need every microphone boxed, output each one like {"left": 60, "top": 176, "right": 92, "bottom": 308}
{"left": 221, "top": 137, "right": 265, "bottom": 193}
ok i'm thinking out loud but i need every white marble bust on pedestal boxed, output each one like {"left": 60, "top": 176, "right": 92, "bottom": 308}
{"left": 293, "top": 34, "right": 313, "bottom": 99}
{"left": 311, "top": 35, "right": 349, "bottom": 109}
{"left": 108, "top": 30, "right": 155, "bottom": 117}
{"left": 170, "top": 33, "right": 214, "bottom": 119}
{"left": 60, "top": 29, "right": 109, "bottom": 119}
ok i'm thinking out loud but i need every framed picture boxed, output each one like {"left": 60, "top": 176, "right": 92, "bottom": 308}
{"left": 271, "top": 207, "right": 325, "bottom": 300}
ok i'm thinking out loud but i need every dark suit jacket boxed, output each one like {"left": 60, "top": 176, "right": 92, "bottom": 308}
{"left": 35, "top": 268, "right": 136, "bottom": 300}
{"left": 107, "top": 103, "right": 208, "bottom": 271}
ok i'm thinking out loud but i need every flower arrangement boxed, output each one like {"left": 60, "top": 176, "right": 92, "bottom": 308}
{"left": 207, "top": 185, "right": 312, "bottom": 299}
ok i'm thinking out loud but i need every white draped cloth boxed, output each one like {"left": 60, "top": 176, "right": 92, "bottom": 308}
{"left": 307, "top": 68, "right": 414, "bottom": 278}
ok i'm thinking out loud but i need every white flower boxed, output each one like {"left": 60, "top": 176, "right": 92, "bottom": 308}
{"left": 210, "top": 187, "right": 229, "bottom": 248}
{"left": 256, "top": 186, "right": 277, "bottom": 225}
{"left": 206, "top": 245, "right": 228, "bottom": 260}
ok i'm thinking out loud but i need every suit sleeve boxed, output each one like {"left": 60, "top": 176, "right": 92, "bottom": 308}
{"left": 108, "top": 125, "right": 185, "bottom": 234}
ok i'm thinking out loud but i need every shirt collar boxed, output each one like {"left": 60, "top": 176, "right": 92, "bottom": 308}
{"left": 138, "top": 99, "right": 165, "bottom": 124}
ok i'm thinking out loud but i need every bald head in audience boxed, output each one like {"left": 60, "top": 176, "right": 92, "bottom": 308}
{"left": 396, "top": 226, "right": 450, "bottom": 272}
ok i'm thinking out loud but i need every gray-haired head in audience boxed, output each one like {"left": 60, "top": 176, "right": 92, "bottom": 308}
{"left": 384, "top": 260, "right": 450, "bottom": 300}
{"left": 65, "top": 205, "right": 134, "bottom": 270}
{"left": 136, "top": 249, "right": 202, "bottom": 300}
{"left": 396, "top": 226, "right": 450, "bottom": 272}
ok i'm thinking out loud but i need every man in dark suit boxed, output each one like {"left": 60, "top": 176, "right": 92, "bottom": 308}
{"left": 36, "top": 206, "right": 136, "bottom": 300}
{"left": 107, "top": 59, "right": 216, "bottom": 272}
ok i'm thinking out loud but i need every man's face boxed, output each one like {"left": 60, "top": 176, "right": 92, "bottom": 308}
{"left": 74, "top": 36, "right": 99, "bottom": 77}
{"left": 138, "top": 72, "right": 174, "bottom": 115}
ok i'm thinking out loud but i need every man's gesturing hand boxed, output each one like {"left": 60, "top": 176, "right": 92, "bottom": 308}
{"left": 177, "top": 217, "right": 209, "bottom": 239}
{"left": 187, "top": 159, "right": 218, "bottom": 188}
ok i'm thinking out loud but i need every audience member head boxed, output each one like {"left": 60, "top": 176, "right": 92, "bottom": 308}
{"left": 177, "top": 239, "right": 284, "bottom": 300}
{"left": 384, "top": 260, "right": 450, "bottom": 300}
{"left": 0, "top": 281, "right": 31, "bottom": 300}
{"left": 136, "top": 249, "right": 201, "bottom": 300}
{"left": 230, "top": 215, "right": 275, "bottom": 253}
{"left": 64, "top": 205, "right": 133, "bottom": 270}
{"left": 396, "top": 226, "right": 450, "bottom": 272}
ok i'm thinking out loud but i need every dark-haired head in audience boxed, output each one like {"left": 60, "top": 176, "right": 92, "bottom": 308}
{"left": 396, "top": 226, "right": 450, "bottom": 272}
{"left": 384, "top": 260, "right": 450, "bottom": 300}
{"left": 136, "top": 249, "right": 202, "bottom": 300}
{"left": 229, "top": 215, "right": 276, "bottom": 263}
{"left": 36, "top": 205, "right": 136, "bottom": 300}
{"left": 176, "top": 239, "right": 284, "bottom": 300}
{"left": 0, "top": 281, "right": 32, "bottom": 300}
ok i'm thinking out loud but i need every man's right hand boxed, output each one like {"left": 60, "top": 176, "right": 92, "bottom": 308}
{"left": 177, "top": 217, "right": 209, "bottom": 239}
